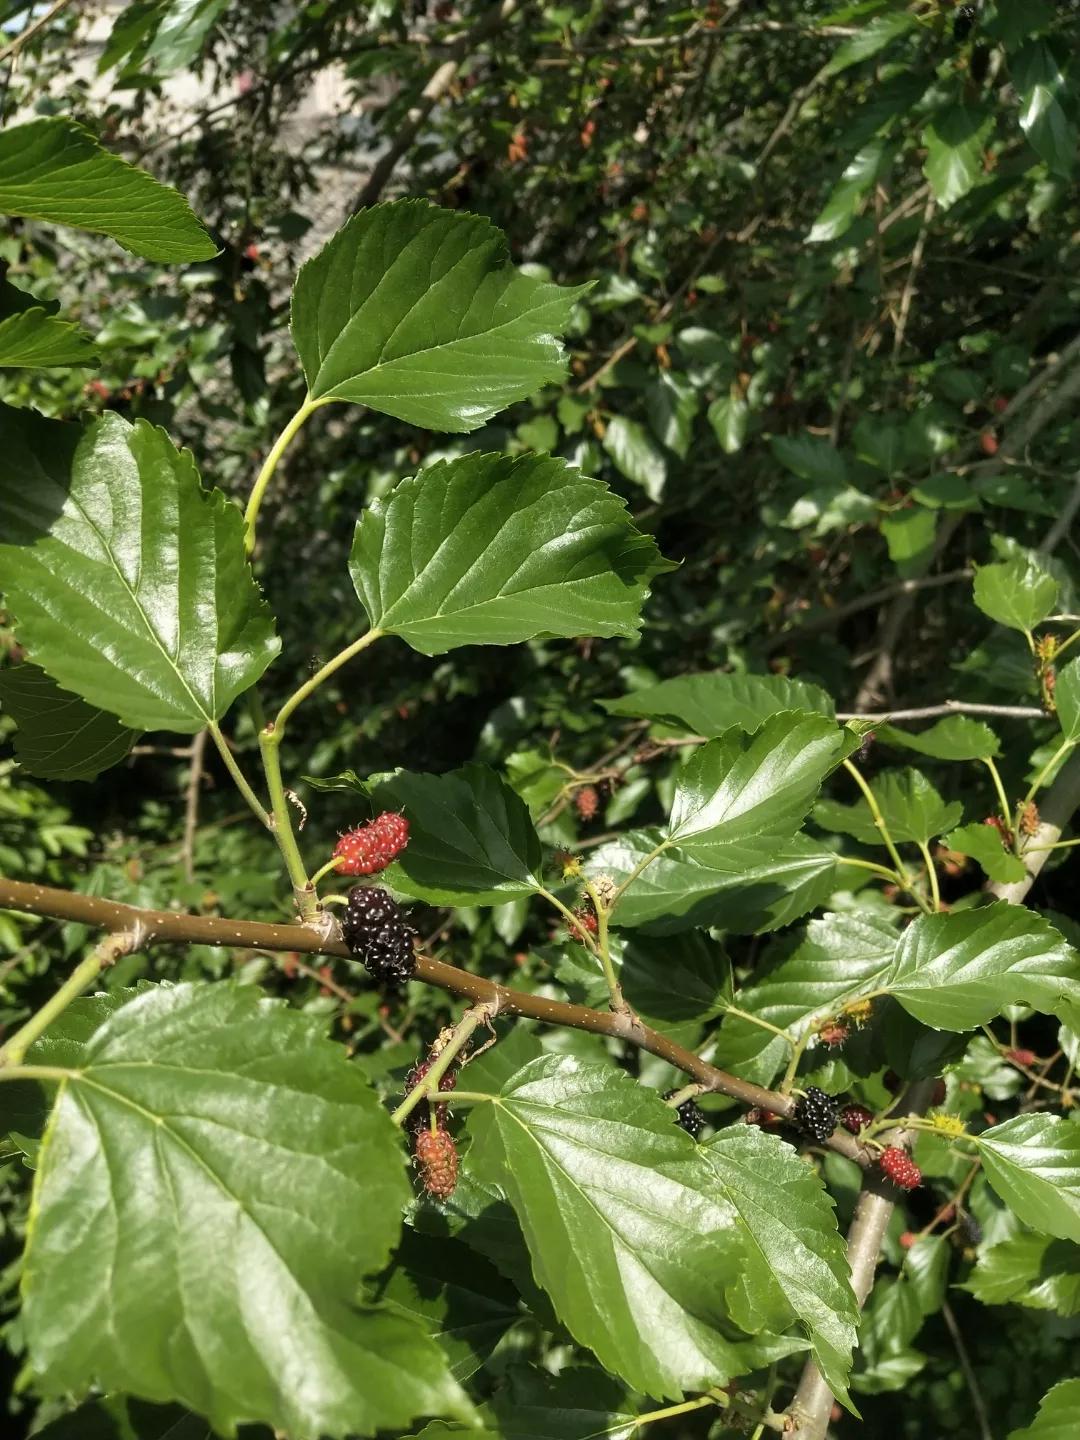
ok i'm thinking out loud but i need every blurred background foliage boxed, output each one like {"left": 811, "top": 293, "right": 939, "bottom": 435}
{"left": 3, "top": 1, "right": 1080, "bottom": 1433}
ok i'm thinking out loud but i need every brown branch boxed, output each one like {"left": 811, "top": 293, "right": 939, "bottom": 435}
{"left": 352, "top": 0, "right": 523, "bottom": 212}
{"left": 0, "top": 875, "right": 871, "bottom": 1166}
{"left": 941, "top": 1299, "right": 993, "bottom": 1440}
{"left": 1038, "top": 471, "right": 1080, "bottom": 555}
{"left": 986, "top": 750, "right": 1080, "bottom": 905}
{"left": 892, "top": 192, "right": 935, "bottom": 357}
{"left": 768, "top": 569, "right": 971, "bottom": 651}
{"left": 835, "top": 701, "right": 1046, "bottom": 722}
{"left": 786, "top": 1078, "right": 938, "bottom": 1437}
{"left": 181, "top": 728, "right": 209, "bottom": 885}
{"left": 0, "top": 0, "right": 76, "bottom": 65}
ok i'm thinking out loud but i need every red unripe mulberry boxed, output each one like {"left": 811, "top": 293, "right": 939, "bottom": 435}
{"left": 333, "top": 812, "right": 410, "bottom": 875}
{"left": 414, "top": 1127, "right": 458, "bottom": 1200}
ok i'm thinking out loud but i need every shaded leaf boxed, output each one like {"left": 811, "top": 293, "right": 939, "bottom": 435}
{"left": 1008, "top": 1380, "right": 1080, "bottom": 1440}
{"left": 668, "top": 712, "right": 848, "bottom": 844}
{"left": 814, "top": 768, "right": 962, "bottom": 848}
{"left": 602, "top": 415, "right": 667, "bottom": 501}
{"left": 374, "top": 1230, "right": 521, "bottom": 1382}
{"left": 30, "top": 1397, "right": 218, "bottom": 1440}
{"left": 963, "top": 1233, "right": 1080, "bottom": 1316}
{"left": 977, "top": 1114, "right": 1080, "bottom": 1242}
{"left": 143, "top": 0, "right": 230, "bottom": 76}
{"left": 973, "top": 557, "right": 1058, "bottom": 635}
{"left": 707, "top": 391, "right": 748, "bottom": 454}
{"left": 879, "top": 716, "right": 1000, "bottom": 761}
{"left": 591, "top": 829, "right": 839, "bottom": 936}
{"left": 0, "top": 305, "right": 97, "bottom": 368}
{"left": 1054, "top": 657, "right": 1080, "bottom": 742}
{"left": 823, "top": 12, "right": 917, "bottom": 76}
{"left": 1013, "top": 41, "right": 1076, "bottom": 177}
{"left": 491, "top": 1367, "right": 638, "bottom": 1440}
{"left": 466, "top": 1056, "right": 805, "bottom": 1398}
{"left": 809, "top": 139, "right": 890, "bottom": 243}
{"left": 291, "top": 200, "right": 586, "bottom": 429}
{"left": 348, "top": 453, "right": 669, "bottom": 654}
{"left": 885, "top": 904, "right": 1080, "bottom": 1032}
{"left": 22, "top": 983, "right": 470, "bottom": 1437}
{"left": 0, "top": 407, "right": 279, "bottom": 733}
{"left": 941, "top": 823, "right": 1026, "bottom": 885}
{"left": 0, "top": 117, "right": 214, "bottom": 261}
{"left": 923, "top": 105, "right": 994, "bottom": 208}
{"left": 366, "top": 763, "right": 543, "bottom": 905}
{"left": 647, "top": 371, "right": 699, "bottom": 458}
{"left": 602, "top": 672, "right": 834, "bottom": 736}
{"left": 701, "top": 1127, "right": 858, "bottom": 1405}
{"left": 713, "top": 912, "right": 898, "bottom": 1082}
{"left": 0, "top": 664, "right": 137, "bottom": 780}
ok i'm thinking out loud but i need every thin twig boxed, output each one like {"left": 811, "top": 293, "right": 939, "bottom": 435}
{"left": 352, "top": 0, "right": 523, "bottom": 211}
{"left": 1039, "top": 472, "right": 1080, "bottom": 555}
{"left": 768, "top": 569, "right": 971, "bottom": 650}
{"left": 0, "top": 875, "right": 873, "bottom": 1167}
{"left": 787, "top": 1079, "right": 939, "bottom": 1438}
{"left": 892, "top": 192, "right": 935, "bottom": 357}
{"left": 941, "top": 1299, "right": 993, "bottom": 1440}
{"left": 756, "top": 58, "right": 832, "bottom": 167}
{"left": 835, "top": 701, "right": 1046, "bottom": 722}
{"left": 181, "top": 729, "right": 209, "bottom": 885}
{"left": 0, "top": 0, "right": 75, "bottom": 65}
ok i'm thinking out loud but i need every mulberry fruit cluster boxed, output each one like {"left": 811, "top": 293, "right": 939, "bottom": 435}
{"left": 340, "top": 885, "right": 416, "bottom": 987}
{"left": 793, "top": 1087, "right": 839, "bottom": 1143}
{"left": 575, "top": 785, "right": 599, "bottom": 821}
{"left": 333, "top": 812, "right": 410, "bottom": 876}
{"left": 413, "top": 1126, "right": 458, "bottom": 1200}
{"left": 403, "top": 1054, "right": 458, "bottom": 1132}
{"left": 879, "top": 1146, "right": 922, "bottom": 1191}
{"left": 664, "top": 1091, "right": 706, "bottom": 1139}
{"left": 840, "top": 1104, "right": 875, "bottom": 1135}
{"left": 570, "top": 906, "right": 598, "bottom": 942}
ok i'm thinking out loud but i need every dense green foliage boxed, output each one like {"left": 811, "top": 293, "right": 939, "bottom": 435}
{"left": 2, "top": 2, "right": 1080, "bottom": 1438}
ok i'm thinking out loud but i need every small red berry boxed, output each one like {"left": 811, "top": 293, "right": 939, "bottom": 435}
{"left": 879, "top": 1146, "right": 922, "bottom": 1190}
{"left": 332, "top": 812, "right": 410, "bottom": 876}
{"left": 1006, "top": 1048, "right": 1037, "bottom": 1067}
{"left": 818, "top": 1021, "right": 850, "bottom": 1048}
{"left": 413, "top": 1127, "right": 458, "bottom": 1200}
{"left": 991, "top": 395, "right": 1008, "bottom": 414}
{"left": 840, "top": 1104, "right": 875, "bottom": 1134}
{"left": 372, "top": 810, "right": 410, "bottom": 852}
{"left": 575, "top": 785, "right": 599, "bottom": 821}
{"left": 570, "top": 907, "right": 599, "bottom": 942}
{"left": 899, "top": 1231, "right": 917, "bottom": 1250}
{"left": 979, "top": 430, "right": 999, "bottom": 456}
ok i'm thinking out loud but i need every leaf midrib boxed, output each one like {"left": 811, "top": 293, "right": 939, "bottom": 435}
{"left": 59, "top": 462, "right": 212, "bottom": 724}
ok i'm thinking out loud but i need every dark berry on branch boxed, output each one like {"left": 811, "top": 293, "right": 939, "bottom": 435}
{"left": 953, "top": 6, "right": 976, "bottom": 41}
{"left": 793, "top": 1086, "right": 839, "bottom": 1143}
{"left": 341, "top": 885, "right": 417, "bottom": 988}
{"left": 664, "top": 1090, "right": 706, "bottom": 1139}
{"left": 840, "top": 1104, "right": 875, "bottom": 1134}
